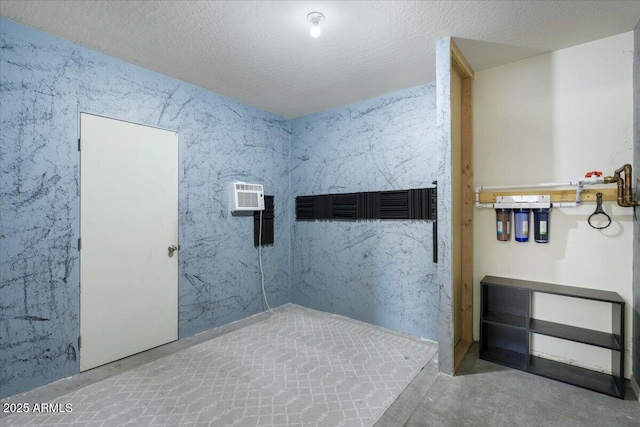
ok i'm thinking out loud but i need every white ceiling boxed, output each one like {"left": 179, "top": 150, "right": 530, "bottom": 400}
{"left": 1, "top": 1, "right": 639, "bottom": 118}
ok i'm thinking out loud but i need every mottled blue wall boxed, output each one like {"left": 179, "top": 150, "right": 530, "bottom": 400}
{"left": 633, "top": 19, "right": 640, "bottom": 392}
{"left": 290, "top": 85, "right": 440, "bottom": 339}
{"left": 0, "top": 18, "right": 291, "bottom": 398}
{"left": 0, "top": 17, "right": 447, "bottom": 399}
{"left": 434, "top": 38, "right": 455, "bottom": 375}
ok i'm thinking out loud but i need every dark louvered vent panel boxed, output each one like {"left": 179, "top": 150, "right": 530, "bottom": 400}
{"left": 295, "top": 187, "right": 436, "bottom": 221}
{"left": 356, "top": 192, "right": 380, "bottom": 219}
{"left": 296, "top": 196, "right": 315, "bottom": 220}
{"left": 254, "top": 195, "right": 274, "bottom": 246}
{"left": 331, "top": 193, "right": 357, "bottom": 219}
{"left": 314, "top": 195, "right": 331, "bottom": 219}
{"left": 380, "top": 190, "right": 410, "bottom": 219}
{"left": 430, "top": 185, "right": 437, "bottom": 220}
{"left": 295, "top": 185, "right": 438, "bottom": 263}
{"left": 409, "top": 188, "right": 436, "bottom": 220}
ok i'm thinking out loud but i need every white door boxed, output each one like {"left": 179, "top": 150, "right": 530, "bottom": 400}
{"left": 80, "top": 113, "right": 179, "bottom": 371}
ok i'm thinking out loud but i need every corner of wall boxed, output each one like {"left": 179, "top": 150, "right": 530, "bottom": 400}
{"left": 0, "top": 17, "right": 296, "bottom": 398}
{"left": 632, "top": 17, "right": 640, "bottom": 396}
{"left": 435, "top": 36, "right": 454, "bottom": 376}
{"left": 632, "top": 375, "right": 640, "bottom": 403}
{"left": 286, "top": 119, "right": 294, "bottom": 304}
{"left": 474, "top": 30, "right": 635, "bottom": 380}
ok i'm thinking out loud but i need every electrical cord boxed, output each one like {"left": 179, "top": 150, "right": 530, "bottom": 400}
{"left": 258, "top": 210, "right": 272, "bottom": 312}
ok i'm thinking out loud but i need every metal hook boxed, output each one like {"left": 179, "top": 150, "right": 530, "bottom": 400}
{"left": 588, "top": 193, "right": 611, "bottom": 229}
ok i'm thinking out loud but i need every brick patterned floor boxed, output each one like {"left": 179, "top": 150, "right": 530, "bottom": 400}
{"left": 4, "top": 306, "right": 436, "bottom": 426}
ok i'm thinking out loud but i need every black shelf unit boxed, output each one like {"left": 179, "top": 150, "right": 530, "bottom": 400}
{"left": 480, "top": 275, "right": 625, "bottom": 399}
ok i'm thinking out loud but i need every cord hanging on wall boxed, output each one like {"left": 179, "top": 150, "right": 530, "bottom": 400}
{"left": 254, "top": 195, "right": 273, "bottom": 313}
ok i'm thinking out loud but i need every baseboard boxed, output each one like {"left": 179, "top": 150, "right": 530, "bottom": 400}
{"left": 632, "top": 375, "right": 640, "bottom": 403}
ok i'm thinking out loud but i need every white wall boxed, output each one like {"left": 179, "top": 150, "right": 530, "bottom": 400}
{"left": 474, "top": 32, "right": 634, "bottom": 377}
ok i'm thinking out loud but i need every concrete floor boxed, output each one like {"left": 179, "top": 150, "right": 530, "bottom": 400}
{"left": 2, "top": 308, "right": 639, "bottom": 426}
{"left": 391, "top": 345, "right": 639, "bottom": 427}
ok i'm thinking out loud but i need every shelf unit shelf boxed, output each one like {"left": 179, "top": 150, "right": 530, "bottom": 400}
{"left": 480, "top": 276, "right": 625, "bottom": 399}
{"left": 529, "top": 356, "right": 621, "bottom": 398}
{"left": 484, "top": 312, "right": 528, "bottom": 329}
{"left": 529, "top": 319, "right": 621, "bottom": 350}
{"left": 482, "top": 346, "right": 528, "bottom": 370}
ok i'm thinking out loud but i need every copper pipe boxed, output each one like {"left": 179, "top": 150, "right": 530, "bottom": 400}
{"left": 604, "top": 174, "right": 629, "bottom": 207}
{"left": 605, "top": 164, "right": 639, "bottom": 207}
{"left": 622, "top": 164, "right": 635, "bottom": 206}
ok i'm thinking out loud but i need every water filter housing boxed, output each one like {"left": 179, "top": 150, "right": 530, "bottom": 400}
{"left": 229, "top": 182, "right": 265, "bottom": 212}
{"left": 534, "top": 208, "right": 550, "bottom": 243}
{"left": 496, "top": 209, "right": 511, "bottom": 241}
{"left": 514, "top": 209, "right": 530, "bottom": 242}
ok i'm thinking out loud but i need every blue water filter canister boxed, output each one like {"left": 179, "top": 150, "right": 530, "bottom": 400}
{"left": 514, "top": 209, "right": 530, "bottom": 242}
{"left": 534, "top": 208, "right": 550, "bottom": 243}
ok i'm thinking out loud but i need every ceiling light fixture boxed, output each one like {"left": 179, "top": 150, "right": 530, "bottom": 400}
{"left": 306, "top": 12, "right": 325, "bottom": 38}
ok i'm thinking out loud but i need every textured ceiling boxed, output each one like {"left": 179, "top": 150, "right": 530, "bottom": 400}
{"left": 1, "top": 1, "right": 639, "bottom": 118}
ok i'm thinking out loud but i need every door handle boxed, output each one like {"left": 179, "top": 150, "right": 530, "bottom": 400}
{"left": 168, "top": 245, "right": 180, "bottom": 257}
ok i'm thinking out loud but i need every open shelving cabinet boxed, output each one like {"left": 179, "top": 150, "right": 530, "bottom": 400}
{"left": 480, "top": 275, "right": 625, "bottom": 399}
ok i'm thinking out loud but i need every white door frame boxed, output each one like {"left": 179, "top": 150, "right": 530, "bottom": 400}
{"left": 79, "top": 112, "right": 179, "bottom": 371}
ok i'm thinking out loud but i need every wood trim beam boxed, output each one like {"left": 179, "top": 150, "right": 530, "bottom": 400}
{"left": 477, "top": 188, "right": 618, "bottom": 204}
{"left": 451, "top": 39, "right": 474, "bottom": 79}
{"left": 460, "top": 77, "right": 474, "bottom": 345}
{"left": 454, "top": 339, "right": 473, "bottom": 372}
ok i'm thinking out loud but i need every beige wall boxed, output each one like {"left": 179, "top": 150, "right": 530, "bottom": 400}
{"left": 473, "top": 32, "right": 634, "bottom": 377}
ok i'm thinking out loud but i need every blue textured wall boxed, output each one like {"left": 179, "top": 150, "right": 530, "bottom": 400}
{"left": 290, "top": 84, "right": 441, "bottom": 339}
{"left": 0, "top": 17, "right": 446, "bottom": 399}
{"left": 434, "top": 37, "right": 455, "bottom": 375}
{"left": 0, "top": 18, "right": 291, "bottom": 398}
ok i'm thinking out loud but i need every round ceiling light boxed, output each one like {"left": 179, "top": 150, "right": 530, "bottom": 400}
{"left": 306, "top": 12, "right": 325, "bottom": 38}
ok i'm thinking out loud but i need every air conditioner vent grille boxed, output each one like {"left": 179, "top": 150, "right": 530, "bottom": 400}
{"left": 230, "top": 181, "right": 265, "bottom": 212}
{"left": 238, "top": 192, "right": 259, "bottom": 208}
{"left": 236, "top": 183, "right": 262, "bottom": 192}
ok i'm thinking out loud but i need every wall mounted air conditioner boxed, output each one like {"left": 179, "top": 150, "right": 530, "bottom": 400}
{"left": 229, "top": 182, "right": 265, "bottom": 212}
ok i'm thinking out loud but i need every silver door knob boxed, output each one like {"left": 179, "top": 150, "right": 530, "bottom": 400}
{"left": 168, "top": 245, "right": 179, "bottom": 257}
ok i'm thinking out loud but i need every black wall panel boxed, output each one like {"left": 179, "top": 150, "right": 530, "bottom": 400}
{"left": 295, "top": 187, "right": 437, "bottom": 221}
{"left": 295, "top": 186, "right": 438, "bottom": 263}
{"left": 254, "top": 195, "right": 274, "bottom": 246}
